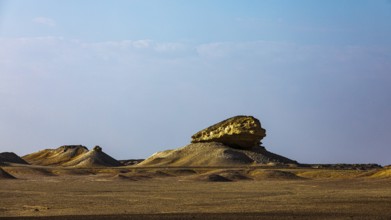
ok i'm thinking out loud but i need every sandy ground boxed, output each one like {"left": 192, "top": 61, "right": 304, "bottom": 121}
{"left": 1, "top": 166, "right": 391, "bottom": 220}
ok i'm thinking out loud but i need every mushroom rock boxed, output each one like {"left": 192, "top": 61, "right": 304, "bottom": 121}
{"left": 191, "top": 115, "right": 266, "bottom": 150}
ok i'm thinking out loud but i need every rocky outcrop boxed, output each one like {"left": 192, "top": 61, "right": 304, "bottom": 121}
{"left": 191, "top": 116, "right": 266, "bottom": 149}
{"left": 23, "top": 145, "right": 89, "bottom": 166}
{"left": 139, "top": 115, "right": 298, "bottom": 167}
{"left": 93, "top": 145, "right": 102, "bottom": 152}
{"left": 0, "top": 152, "right": 29, "bottom": 164}
{"left": 23, "top": 145, "right": 121, "bottom": 167}
{"left": 62, "top": 146, "right": 122, "bottom": 168}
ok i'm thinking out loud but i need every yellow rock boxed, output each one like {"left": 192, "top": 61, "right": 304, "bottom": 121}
{"left": 191, "top": 115, "right": 266, "bottom": 149}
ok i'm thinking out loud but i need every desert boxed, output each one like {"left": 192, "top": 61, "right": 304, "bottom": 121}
{"left": 1, "top": 116, "right": 390, "bottom": 220}
{"left": 2, "top": 1, "right": 391, "bottom": 219}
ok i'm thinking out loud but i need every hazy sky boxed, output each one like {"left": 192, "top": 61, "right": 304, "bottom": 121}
{"left": 0, "top": 0, "right": 390, "bottom": 165}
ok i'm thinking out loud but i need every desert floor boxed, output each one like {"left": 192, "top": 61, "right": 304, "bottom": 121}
{"left": 1, "top": 166, "right": 391, "bottom": 220}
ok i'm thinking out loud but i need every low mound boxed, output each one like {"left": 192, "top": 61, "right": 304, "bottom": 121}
{"left": 192, "top": 169, "right": 251, "bottom": 181}
{"left": 51, "top": 169, "right": 95, "bottom": 176}
{"left": 111, "top": 170, "right": 174, "bottom": 181}
{"left": 165, "top": 169, "right": 197, "bottom": 176}
{"left": 3, "top": 167, "right": 55, "bottom": 177}
{"left": 249, "top": 170, "right": 303, "bottom": 180}
{"left": 370, "top": 167, "right": 391, "bottom": 178}
{"left": 23, "top": 145, "right": 121, "bottom": 167}
{"left": 216, "top": 170, "right": 252, "bottom": 180}
{"left": 0, "top": 152, "right": 28, "bottom": 164}
{"left": 190, "top": 173, "right": 232, "bottom": 182}
{"left": 0, "top": 168, "right": 16, "bottom": 179}
{"left": 137, "top": 142, "right": 297, "bottom": 167}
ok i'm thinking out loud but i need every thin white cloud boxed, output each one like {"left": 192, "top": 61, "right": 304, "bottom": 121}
{"left": 32, "top": 17, "right": 56, "bottom": 27}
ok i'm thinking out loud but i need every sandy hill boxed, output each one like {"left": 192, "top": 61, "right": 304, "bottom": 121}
{"left": 61, "top": 146, "right": 122, "bottom": 168}
{"left": 0, "top": 167, "right": 16, "bottom": 179}
{"left": 139, "top": 116, "right": 297, "bottom": 167}
{"left": 137, "top": 142, "right": 297, "bottom": 167}
{"left": 0, "top": 152, "right": 28, "bottom": 164}
{"left": 371, "top": 167, "right": 391, "bottom": 178}
{"left": 23, "top": 145, "right": 89, "bottom": 166}
{"left": 23, "top": 145, "right": 121, "bottom": 168}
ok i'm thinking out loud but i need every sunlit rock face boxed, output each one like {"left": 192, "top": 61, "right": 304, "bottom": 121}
{"left": 191, "top": 116, "right": 266, "bottom": 149}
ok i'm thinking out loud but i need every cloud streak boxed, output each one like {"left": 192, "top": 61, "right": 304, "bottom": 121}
{"left": 32, "top": 17, "right": 56, "bottom": 27}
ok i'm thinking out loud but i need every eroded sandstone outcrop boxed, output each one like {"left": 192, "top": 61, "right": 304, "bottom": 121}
{"left": 23, "top": 145, "right": 121, "bottom": 167}
{"left": 191, "top": 115, "right": 266, "bottom": 149}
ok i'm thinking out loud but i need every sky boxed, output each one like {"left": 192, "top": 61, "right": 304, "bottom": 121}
{"left": 0, "top": 0, "right": 390, "bottom": 165}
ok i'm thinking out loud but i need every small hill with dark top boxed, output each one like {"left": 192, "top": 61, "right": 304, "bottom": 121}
{"left": 0, "top": 152, "right": 28, "bottom": 164}
{"left": 23, "top": 145, "right": 121, "bottom": 168}
{"left": 62, "top": 146, "right": 122, "bottom": 168}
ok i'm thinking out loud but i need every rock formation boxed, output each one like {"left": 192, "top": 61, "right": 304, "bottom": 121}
{"left": 139, "top": 115, "right": 297, "bottom": 167}
{"left": 191, "top": 115, "right": 266, "bottom": 149}
{"left": 23, "top": 145, "right": 89, "bottom": 166}
{"left": 23, "top": 145, "right": 121, "bottom": 167}
{"left": 93, "top": 145, "right": 102, "bottom": 152}
{"left": 137, "top": 142, "right": 297, "bottom": 167}
{"left": 0, "top": 152, "right": 29, "bottom": 164}
{"left": 62, "top": 146, "right": 122, "bottom": 168}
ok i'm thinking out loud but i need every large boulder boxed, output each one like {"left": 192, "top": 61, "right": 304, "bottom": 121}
{"left": 191, "top": 115, "right": 266, "bottom": 149}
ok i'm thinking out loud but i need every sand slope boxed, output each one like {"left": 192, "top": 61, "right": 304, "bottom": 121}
{"left": 0, "top": 167, "right": 16, "bottom": 179}
{"left": 138, "top": 142, "right": 297, "bottom": 167}
{"left": 23, "top": 145, "right": 88, "bottom": 166}
{"left": 370, "top": 167, "right": 391, "bottom": 178}
{"left": 22, "top": 145, "right": 121, "bottom": 168}
{"left": 62, "top": 149, "right": 122, "bottom": 168}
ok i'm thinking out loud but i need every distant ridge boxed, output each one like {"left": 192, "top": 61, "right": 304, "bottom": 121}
{"left": 23, "top": 145, "right": 121, "bottom": 168}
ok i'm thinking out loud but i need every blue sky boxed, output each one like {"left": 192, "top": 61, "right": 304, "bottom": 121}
{"left": 0, "top": 0, "right": 390, "bottom": 165}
